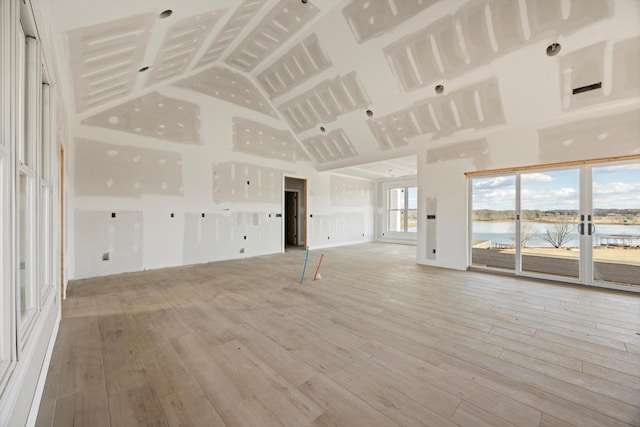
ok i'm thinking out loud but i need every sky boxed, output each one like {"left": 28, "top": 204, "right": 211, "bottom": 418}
{"left": 472, "top": 163, "right": 640, "bottom": 211}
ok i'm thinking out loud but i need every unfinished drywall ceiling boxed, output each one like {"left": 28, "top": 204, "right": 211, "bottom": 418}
{"left": 81, "top": 91, "right": 201, "bottom": 144}
{"left": 145, "top": 11, "right": 224, "bottom": 86}
{"left": 224, "top": 0, "right": 320, "bottom": 72}
{"left": 50, "top": 0, "right": 639, "bottom": 172}
{"left": 232, "top": 117, "right": 307, "bottom": 162}
{"left": 65, "top": 13, "right": 155, "bottom": 113}
{"left": 174, "top": 66, "right": 278, "bottom": 118}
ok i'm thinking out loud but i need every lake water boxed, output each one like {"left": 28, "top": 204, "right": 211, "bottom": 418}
{"left": 473, "top": 221, "right": 640, "bottom": 248}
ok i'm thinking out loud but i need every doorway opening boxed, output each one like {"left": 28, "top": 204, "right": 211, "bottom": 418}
{"left": 284, "top": 177, "right": 307, "bottom": 252}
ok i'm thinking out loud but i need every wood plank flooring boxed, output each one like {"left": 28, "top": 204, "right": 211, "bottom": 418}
{"left": 35, "top": 243, "right": 640, "bottom": 427}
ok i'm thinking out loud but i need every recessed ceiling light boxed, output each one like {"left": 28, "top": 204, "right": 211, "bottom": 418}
{"left": 320, "top": 126, "right": 326, "bottom": 133}
{"left": 160, "top": 9, "right": 173, "bottom": 19}
{"left": 435, "top": 84, "right": 444, "bottom": 94}
{"left": 546, "top": 42, "right": 561, "bottom": 56}
{"left": 138, "top": 66, "right": 150, "bottom": 72}
{"left": 366, "top": 109, "right": 373, "bottom": 117}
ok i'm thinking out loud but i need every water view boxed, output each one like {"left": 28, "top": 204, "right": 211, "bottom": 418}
{"left": 472, "top": 221, "right": 640, "bottom": 248}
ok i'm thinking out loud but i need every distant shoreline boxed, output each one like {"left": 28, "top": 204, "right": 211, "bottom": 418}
{"left": 473, "top": 219, "right": 640, "bottom": 225}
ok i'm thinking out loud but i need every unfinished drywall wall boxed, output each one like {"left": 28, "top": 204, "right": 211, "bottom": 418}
{"left": 69, "top": 78, "right": 374, "bottom": 279}
{"left": 416, "top": 108, "right": 640, "bottom": 271}
{"left": 74, "top": 138, "right": 184, "bottom": 197}
{"left": 538, "top": 109, "right": 640, "bottom": 164}
{"left": 213, "top": 161, "right": 285, "bottom": 203}
{"left": 74, "top": 210, "right": 143, "bottom": 277}
{"left": 81, "top": 91, "right": 201, "bottom": 144}
{"left": 330, "top": 175, "right": 373, "bottom": 207}
{"left": 427, "top": 139, "right": 490, "bottom": 170}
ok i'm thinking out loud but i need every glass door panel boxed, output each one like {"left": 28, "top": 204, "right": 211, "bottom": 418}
{"left": 591, "top": 163, "right": 640, "bottom": 286}
{"left": 470, "top": 175, "right": 516, "bottom": 270}
{"left": 519, "top": 169, "right": 581, "bottom": 279}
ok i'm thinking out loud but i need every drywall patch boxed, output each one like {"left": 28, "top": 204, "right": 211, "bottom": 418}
{"left": 538, "top": 109, "right": 640, "bottom": 163}
{"left": 330, "top": 175, "right": 374, "bottom": 207}
{"left": 278, "top": 72, "right": 370, "bottom": 133}
{"left": 489, "top": 0, "right": 526, "bottom": 55}
{"left": 232, "top": 117, "right": 307, "bottom": 162}
{"left": 611, "top": 36, "right": 640, "bottom": 101}
{"left": 65, "top": 14, "right": 154, "bottom": 112}
{"left": 560, "top": 42, "right": 606, "bottom": 110}
{"left": 426, "top": 138, "right": 490, "bottom": 170}
{"left": 183, "top": 212, "right": 234, "bottom": 265}
{"left": 174, "top": 67, "right": 277, "bottom": 118}
{"left": 81, "top": 91, "right": 201, "bottom": 144}
{"left": 74, "top": 210, "right": 143, "bottom": 277}
{"left": 301, "top": 129, "right": 358, "bottom": 164}
{"left": 225, "top": 0, "right": 320, "bottom": 72}
{"left": 342, "top": 0, "right": 437, "bottom": 43}
{"left": 197, "top": 0, "right": 266, "bottom": 68}
{"left": 146, "top": 11, "right": 224, "bottom": 86}
{"left": 309, "top": 213, "right": 367, "bottom": 244}
{"left": 385, "top": 0, "right": 610, "bottom": 92}
{"left": 74, "top": 139, "right": 183, "bottom": 197}
{"left": 369, "top": 78, "right": 504, "bottom": 149}
{"left": 213, "top": 162, "right": 285, "bottom": 203}
{"left": 367, "top": 109, "right": 421, "bottom": 150}
{"left": 183, "top": 210, "right": 280, "bottom": 264}
{"left": 257, "top": 33, "right": 332, "bottom": 100}
{"left": 526, "top": 0, "right": 610, "bottom": 39}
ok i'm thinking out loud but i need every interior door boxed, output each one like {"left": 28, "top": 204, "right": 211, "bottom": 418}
{"left": 285, "top": 191, "right": 297, "bottom": 246}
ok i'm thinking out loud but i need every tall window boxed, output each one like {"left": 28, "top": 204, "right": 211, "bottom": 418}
{"left": 388, "top": 186, "right": 417, "bottom": 233}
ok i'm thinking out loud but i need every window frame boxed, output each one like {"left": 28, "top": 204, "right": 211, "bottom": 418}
{"left": 382, "top": 180, "right": 418, "bottom": 239}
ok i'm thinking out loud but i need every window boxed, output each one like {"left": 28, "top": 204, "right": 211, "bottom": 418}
{"left": 388, "top": 186, "right": 417, "bottom": 233}
{"left": 0, "top": 147, "right": 9, "bottom": 388}
{"left": 40, "top": 83, "right": 53, "bottom": 302}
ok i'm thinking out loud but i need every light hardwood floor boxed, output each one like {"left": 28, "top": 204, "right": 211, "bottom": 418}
{"left": 36, "top": 243, "right": 640, "bottom": 427}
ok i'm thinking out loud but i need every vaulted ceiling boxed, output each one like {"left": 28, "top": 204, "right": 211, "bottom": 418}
{"left": 44, "top": 0, "right": 640, "bottom": 172}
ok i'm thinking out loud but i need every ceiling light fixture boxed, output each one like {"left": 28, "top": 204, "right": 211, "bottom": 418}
{"left": 435, "top": 84, "right": 444, "bottom": 94}
{"left": 138, "top": 66, "right": 150, "bottom": 72}
{"left": 159, "top": 9, "right": 173, "bottom": 19}
{"left": 301, "top": 0, "right": 308, "bottom": 3}
{"left": 320, "top": 126, "right": 326, "bottom": 133}
{"left": 546, "top": 42, "right": 561, "bottom": 56}
{"left": 366, "top": 109, "right": 373, "bottom": 117}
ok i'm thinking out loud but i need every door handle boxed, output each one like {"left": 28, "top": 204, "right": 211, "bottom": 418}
{"left": 588, "top": 223, "right": 595, "bottom": 236}
{"left": 578, "top": 223, "right": 585, "bottom": 235}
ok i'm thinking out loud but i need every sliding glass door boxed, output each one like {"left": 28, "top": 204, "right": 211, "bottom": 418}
{"left": 519, "top": 169, "right": 581, "bottom": 279}
{"left": 470, "top": 160, "right": 640, "bottom": 289}
{"left": 591, "top": 163, "right": 640, "bottom": 286}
